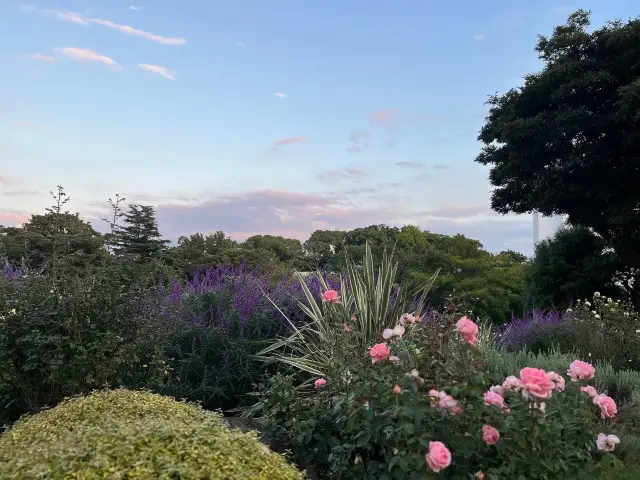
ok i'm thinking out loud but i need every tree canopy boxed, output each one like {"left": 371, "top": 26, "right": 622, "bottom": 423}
{"left": 476, "top": 10, "right": 640, "bottom": 289}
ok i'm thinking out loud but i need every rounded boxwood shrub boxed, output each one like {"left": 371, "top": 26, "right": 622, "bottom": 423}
{"left": 0, "top": 389, "right": 304, "bottom": 479}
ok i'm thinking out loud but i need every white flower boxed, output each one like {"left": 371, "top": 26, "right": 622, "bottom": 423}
{"left": 625, "top": 312, "right": 630, "bottom": 317}
{"left": 592, "top": 310, "right": 597, "bottom": 315}
{"left": 566, "top": 308, "right": 573, "bottom": 313}
{"left": 594, "top": 314, "right": 601, "bottom": 319}
{"left": 392, "top": 325, "right": 405, "bottom": 337}
{"left": 382, "top": 329, "right": 394, "bottom": 340}
{"left": 414, "top": 348, "right": 421, "bottom": 355}
{"left": 596, "top": 433, "right": 620, "bottom": 452}
{"left": 585, "top": 301, "right": 591, "bottom": 307}
{"left": 409, "top": 369, "right": 420, "bottom": 378}
{"left": 399, "top": 313, "right": 415, "bottom": 325}
{"left": 607, "top": 297, "right": 613, "bottom": 303}
{"left": 594, "top": 292, "right": 601, "bottom": 297}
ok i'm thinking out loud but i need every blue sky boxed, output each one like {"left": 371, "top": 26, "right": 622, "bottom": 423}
{"left": 0, "top": 0, "right": 636, "bottom": 254}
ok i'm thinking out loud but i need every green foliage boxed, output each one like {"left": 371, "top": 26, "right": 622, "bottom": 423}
{"left": 525, "top": 227, "right": 629, "bottom": 310}
{"left": 113, "top": 204, "right": 170, "bottom": 261}
{"left": 0, "top": 263, "right": 169, "bottom": 428}
{"left": 252, "top": 242, "right": 436, "bottom": 377}
{"left": 0, "top": 389, "right": 304, "bottom": 479}
{"left": 475, "top": 10, "right": 640, "bottom": 305}
{"left": 256, "top": 310, "right": 623, "bottom": 479}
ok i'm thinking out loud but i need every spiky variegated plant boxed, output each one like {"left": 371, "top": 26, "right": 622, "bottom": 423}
{"left": 251, "top": 242, "right": 438, "bottom": 377}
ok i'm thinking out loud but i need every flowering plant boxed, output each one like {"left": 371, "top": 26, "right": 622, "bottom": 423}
{"left": 257, "top": 312, "right": 625, "bottom": 479}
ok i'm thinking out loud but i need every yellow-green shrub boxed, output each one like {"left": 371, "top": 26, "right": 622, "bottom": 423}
{"left": 0, "top": 389, "right": 304, "bottom": 480}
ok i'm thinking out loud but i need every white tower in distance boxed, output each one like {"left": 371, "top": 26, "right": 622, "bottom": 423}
{"left": 533, "top": 212, "right": 540, "bottom": 248}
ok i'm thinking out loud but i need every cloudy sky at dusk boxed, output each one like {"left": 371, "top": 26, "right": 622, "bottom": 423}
{"left": 1, "top": 0, "right": 635, "bottom": 255}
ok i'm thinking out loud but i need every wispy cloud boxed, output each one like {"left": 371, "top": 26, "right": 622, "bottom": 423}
{"left": 473, "top": 33, "right": 485, "bottom": 41}
{"left": 27, "top": 53, "right": 55, "bottom": 62}
{"left": 433, "top": 163, "right": 451, "bottom": 170}
{"left": 275, "top": 92, "right": 287, "bottom": 98}
{"left": 273, "top": 136, "right": 307, "bottom": 147}
{"left": 369, "top": 109, "right": 400, "bottom": 128}
{"left": 347, "top": 145, "right": 362, "bottom": 153}
{"left": 129, "top": 5, "right": 143, "bottom": 10}
{"left": 88, "top": 18, "right": 186, "bottom": 45}
{"left": 21, "top": 6, "right": 186, "bottom": 45}
{"left": 0, "top": 176, "right": 13, "bottom": 184}
{"left": 396, "top": 161, "right": 425, "bottom": 169}
{"left": 54, "top": 47, "right": 122, "bottom": 70}
{"left": 317, "top": 166, "right": 367, "bottom": 182}
{"left": 138, "top": 64, "right": 174, "bottom": 80}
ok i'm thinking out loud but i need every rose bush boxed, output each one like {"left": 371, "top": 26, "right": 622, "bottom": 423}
{"left": 256, "top": 310, "right": 626, "bottom": 479}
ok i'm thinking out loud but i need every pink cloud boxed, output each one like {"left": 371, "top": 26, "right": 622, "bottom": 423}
{"left": 0, "top": 210, "right": 31, "bottom": 226}
{"left": 54, "top": 47, "right": 122, "bottom": 70}
{"left": 273, "top": 136, "right": 307, "bottom": 147}
{"left": 317, "top": 166, "right": 367, "bottom": 181}
{"left": 21, "top": 6, "right": 186, "bottom": 45}
{"left": 27, "top": 53, "right": 55, "bottom": 62}
{"left": 138, "top": 64, "right": 174, "bottom": 80}
{"left": 88, "top": 18, "right": 186, "bottom": 45}
{"left": 369, "top": 109, "right": 400, "bottom": 128}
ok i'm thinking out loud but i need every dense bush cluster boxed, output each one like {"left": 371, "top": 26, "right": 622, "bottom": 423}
{"left": 0, "top": 389, "right": 304, "bottom": 479}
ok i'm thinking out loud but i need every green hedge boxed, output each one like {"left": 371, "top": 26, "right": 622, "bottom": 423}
{"left": 0, "top": 389, "right": 304, "bottom": 479}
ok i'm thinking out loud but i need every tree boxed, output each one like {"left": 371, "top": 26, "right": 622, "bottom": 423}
{"left": 171, "top": 231, "right": 236, "bottom": 275}
{"left": 525, "top": 227, "right": 628, "bottom": 310}
{"left": 475, "top": 10, "right": 640, "bottom": 307}
{"left": 113, "top": 204, "right": 169, "bottom": 261}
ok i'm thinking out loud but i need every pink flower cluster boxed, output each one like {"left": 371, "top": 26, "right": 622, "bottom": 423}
{"left": 456, "top": 316, "right": 478, "bottom": 346}
{"left": 321, "top": 289, "right": 340, "bottom": 304}
{"left": 429, "top": 390, "right": 464, "bottom": 415}
{"left": 369, "top": 343, "right": 390, "bottom": 364}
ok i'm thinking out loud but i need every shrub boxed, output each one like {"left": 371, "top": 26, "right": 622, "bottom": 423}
{"left": 496, "top": 309, "right": 569, "bottom": 353}
{"left": 255, "top": 309, "right": 625, "bottom": 478}
{"left": 0, "top": 389, "right": 304, "bottom": 479}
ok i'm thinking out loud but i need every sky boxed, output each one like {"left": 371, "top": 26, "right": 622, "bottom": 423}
{"left": 0, "top": 0, "right": 636, "bottom": 255}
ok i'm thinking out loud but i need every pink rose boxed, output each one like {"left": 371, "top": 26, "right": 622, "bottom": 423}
{"left": 322, "top": 289, "right": 340, "bottom": 304}
{"left": 483, "top": 391, "right": 505, "bottom": 409}
{"left": 456, "top": 316, "right": 479, "bottom": 346}
{"left": 482, "top": 425, "right": 500, "bottom": 445}
{"left": 594, "top": 394, "right": 617, "bottom": 419}
{"left": 568, "top": 360, "right": 595, "bottom": 382}
{"left": 314, "top": 378, "right": 327, "bottom": 388}
{"left": 389, "top": 355, "right": 400, "bottom": 363}
{"left": 425, "top": 441, "right": 451, "bottom": 473}
{"left": 502, "top": 375, "right": 522, "bottom": 392}
{"left": 490, "top": 385, "right": 505, "bottom": 395}
{"left": 429, "top": 390, "right": 463, "bottom": 415}
{"left": 596, "top": 433, "right": 620, "bottom": 452}
{"left": 393, "top": 385, "right": 402, "bottom": 394}
{"left": 519, "top": 367, "right": 555, "bottom": 400}
{"left": 369, "top": 343, "right": 390, "bottom": 364}
{"left": 580, "top": 386, "right": 598, "bottom": 398}
{"left": 545, "top": 371, "right": 566, "bottom": 392}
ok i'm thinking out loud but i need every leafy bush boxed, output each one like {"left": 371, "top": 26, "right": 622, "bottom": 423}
{"left": 497, "top": 293, "right": 640, "bottom": 371}
{"left": 0, "top": 265, "right": 169, "bottom": 429}
{"left": 255, "top": 311, "right": 625, "bottom": 478}
{"left": 0, "top": 389, "right": 304, "bottom": 479}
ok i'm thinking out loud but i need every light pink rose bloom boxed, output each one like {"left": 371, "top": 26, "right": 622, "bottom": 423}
{"left": 594, "top": 394, "right": 617, "bottom": 419}
{"left": 546, "top": 371, "right": 566, "bottom": 392}
{"left": 482, "top": 425, "right": 500, "bottom": 445}
{"left": 502, "top": 375, "right": 522, "bottom": 392}
{"left": 393, "top": 385, "right": 402, "bottom": 394}
{"left": 369, "top": 343, "right": 390, "bottom": 364}
{"left": 520, "top": 367, "right": 555, "bottom": 400}
{"left": 456, "top": 316, "right": 479, "bottom": 346}
{"left": 596, "top": 433, "right": 620, "bottom": 452}
{"left": 425, "top": 441, "right": 451, "bottom": 473}
{"left": 490, "top": 385, "right": 505, "bottom": 395}
{"left": 580, "top": 386, "right": 598, "bottom": 398}
{"left": 314, "top": 378, "right": 327, "bottom": 388}
{"left": 568, "top": 360, "right": 595, "bottom": 382}
{"left": 389, "top": 355, "right": 400, "bottom": 363}
{"left": 429, "top": 390, "right": 463, "bottom": 415}
{"left": 322, "top": 289, "right": 340, "bottom": 304}
{"left": 483, "top": 391, "right": 505, "bottom": 409}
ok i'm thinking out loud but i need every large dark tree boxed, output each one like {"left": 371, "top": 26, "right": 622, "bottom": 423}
{"left": 113, "top": 204, "right": 169, "bottom": 261}
{"left": 476, "top": 10, "right": 640, "bottom": 306}
{"left": 525, "top": 227, "right": 629, "bottom": 310}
